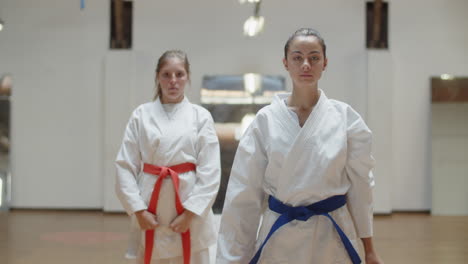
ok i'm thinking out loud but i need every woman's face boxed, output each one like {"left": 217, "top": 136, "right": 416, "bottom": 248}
{"left": 283, "top": 35, "right": 327, "bottom": 88}
{"left": 157, "top": 57, "right": 188, "bottom": 104}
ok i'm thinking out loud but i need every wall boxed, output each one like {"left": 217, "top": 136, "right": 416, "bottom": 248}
{"left": 388, "top": 0, "right": 468, "bottom": 210}
{"left": 367, "top": 50, "right": 394, "bottom": 213}
{"left": 0, "top": 0, "right": 108, "bottom": 208}
{"left": 431, "top": 103, "right": 468, "bottom": 215}
{"left": 132, "top": 0, "right": 368, "bottom": 111}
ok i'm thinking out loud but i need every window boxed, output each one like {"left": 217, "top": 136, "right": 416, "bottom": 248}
{"left": 366, "top": 1, "right": 389, "bottom": 49}
{"left": 110, "top": 0, "right": 132, "bottom": 49}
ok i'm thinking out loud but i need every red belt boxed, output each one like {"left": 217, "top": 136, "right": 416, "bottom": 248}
{"left": 142, "top": 162, "right": 196, "bottom": 264}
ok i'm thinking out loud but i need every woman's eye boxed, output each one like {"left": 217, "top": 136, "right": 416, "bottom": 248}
{"left": 177, "top": 72, "right": 184, "bottom": 78}
{"left": 163, "top": 73, "right": 170, "bottom": 78}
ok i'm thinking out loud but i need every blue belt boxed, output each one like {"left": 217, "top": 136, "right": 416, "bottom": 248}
{"left": 249, "top": 195, "right": 361, "bottom": 264}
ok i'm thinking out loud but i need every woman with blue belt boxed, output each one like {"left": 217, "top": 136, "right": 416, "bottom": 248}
{"left": 217, "top": 28, "right": 383, "bottom": 264}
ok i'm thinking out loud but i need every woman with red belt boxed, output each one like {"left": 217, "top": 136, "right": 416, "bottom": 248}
{"left": 116, "top": 50, "right": 220, "bottom": 264}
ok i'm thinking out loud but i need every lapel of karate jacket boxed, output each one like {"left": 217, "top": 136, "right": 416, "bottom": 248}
{"left": 273, "top": 91, "right": 331, "bottom": 202}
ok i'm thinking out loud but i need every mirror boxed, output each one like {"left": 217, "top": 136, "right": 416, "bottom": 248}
{"left": 0, "top": 74, "right": 12, "bottom": 210}
{"left": 431, "top": 76, "right": 468, "bottom": 215}
{"left": 201, "top": 74, "right": 286, "bottom": 212}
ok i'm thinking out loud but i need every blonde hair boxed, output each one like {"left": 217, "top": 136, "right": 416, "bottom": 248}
{"left": 153, "top": 50, "right": 191, "bottom": 100}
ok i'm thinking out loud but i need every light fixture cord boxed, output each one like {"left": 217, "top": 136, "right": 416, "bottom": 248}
{"left": 254, "top": 1, "right": 261, "bottom": 17}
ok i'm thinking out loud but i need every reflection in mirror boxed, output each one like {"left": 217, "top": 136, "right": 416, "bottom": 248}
{"left": 431, "top": 76, "right": 468, "bottom": 102}
{"left": 0, "top": 74, "right": 11, "bottom": 210}
{"left": 431, "top": 76, "right": 468, "bottom": 215}
{"left": 201, "top": 74, "right": 286, "bottom": 212}
{"left": 0, "top": 74, "right": 12, "bottom": 96}
{"left": 0, "top": 74, "right": 11, "bottom": 158}
{"left": 201, "top": 74, "right": 285, "bottom": 104}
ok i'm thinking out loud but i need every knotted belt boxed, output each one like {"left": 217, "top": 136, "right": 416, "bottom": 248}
{"left": 142, "top": 162, "right": 196, "bottom": 264}
{"left": 249, "top": 195, "right": 361, "bottom": 264}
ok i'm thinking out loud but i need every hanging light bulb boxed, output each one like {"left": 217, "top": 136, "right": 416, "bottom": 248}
{"left": 440, "top": 74, "right": 455, "bottom": 80}
{"left": 243, "top": 16, "right": 264, "bottom": 37}
{"left": 239, "top": 0, "right": 261, "bottom": 4}
{"left": 242, "top": 1, "right": 264, "bottom": 37}
{"left": 0, "top": 20, "right": 4, "bottom": 31}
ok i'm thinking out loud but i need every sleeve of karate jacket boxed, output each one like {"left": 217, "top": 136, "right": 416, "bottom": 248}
{"left": 115, "top": 107, "right": 147, "bottom": 215}
{"left": 217, "top": 117, "right": 268, "bottom": 264}
{"left": 345, "top": 106, "right": 376, "bottom": 238}
{"left": 182, "top": 109, "right": 221, "bottom": 217}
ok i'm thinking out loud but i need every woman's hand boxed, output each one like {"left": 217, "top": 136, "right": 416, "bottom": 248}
{"left": 365, "top": 251, "right": 384, "bottom": 264}
{"left": 361, "top": 237, "right": 384, "bottom": 264}
{"left": 169, "top": 210, "right": 196, "bottom": 233}
{"left": 135, "top": 210, "right": 159, "bottom": 230}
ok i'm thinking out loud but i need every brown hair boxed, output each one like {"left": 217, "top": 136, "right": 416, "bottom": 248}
{"left": 154, "top": 50, "right": 191, "bottom": 100}
{"left": 284, "top": 28, "right": 327, "bottom": 59}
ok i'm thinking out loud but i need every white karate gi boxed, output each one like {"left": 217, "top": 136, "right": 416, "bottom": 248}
{"left": 115, "top": 97, "right": 220, "bottom": 262}
{"left": 217, "top": 91, "right": 375, "bottom": 264}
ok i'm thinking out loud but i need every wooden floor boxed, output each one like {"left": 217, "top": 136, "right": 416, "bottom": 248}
{"left": 0, "top": 210, "right": 467, "bottom": 264}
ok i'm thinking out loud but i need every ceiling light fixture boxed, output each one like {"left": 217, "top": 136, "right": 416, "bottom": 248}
{"left": 440, "top": 74, "right": 455, "bottom": 80}
{"left": 239, "top": 0, "right": 261, "bottom": 4}
{"left": 243, "top": 1, "right": 264, "bottom": 37}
